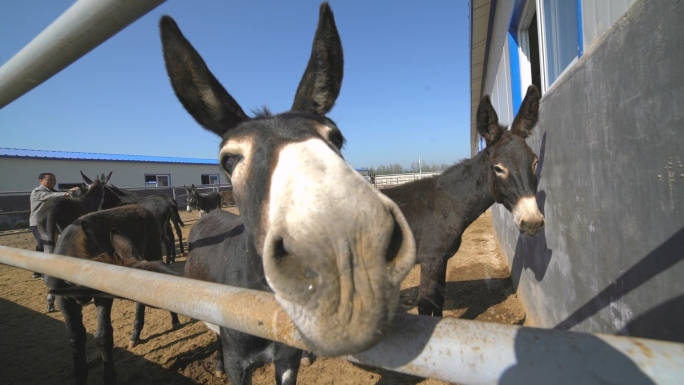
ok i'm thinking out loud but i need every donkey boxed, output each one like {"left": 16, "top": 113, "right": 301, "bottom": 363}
{"left": 44, "top": 205, "right": 181, "bottom": 385}
{"left": 36, "top": 171, "right": 112, "bottom": 254}
{"left": 161, "top": 0, "right": 415, "bottom": 369}
{"left": 187, "top": 209, "right": 304, "bottom": 383}
{"left": 381, "top": 85, "right": 544, "bottom": 317}
{"left": 99, "top": 183, "right": 185, "bottom": 263}
{"left": 184, "top": 184, "right": 221, "bottom": 216}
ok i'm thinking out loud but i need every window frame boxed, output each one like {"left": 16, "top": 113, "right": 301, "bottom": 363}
{"left": 201, "top": 174, "right": 220, "bottom": 185}
{"left": 536, "top": 0, "right": 584, "bottom": 92}
{"left": 144, "top": 174, "right": 171, "bottom": 187}
{"left": 508, "top": 0, "right": 539, "bottom": 114}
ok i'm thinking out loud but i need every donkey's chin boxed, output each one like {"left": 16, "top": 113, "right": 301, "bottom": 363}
{"left": 273, "top": 290, "right": 399, "bottom": 357}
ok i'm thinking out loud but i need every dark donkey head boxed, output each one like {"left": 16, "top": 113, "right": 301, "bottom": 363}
{"left": 160, "top": 3, "right": 416, "bottom": 355}
{"left": 477, "top": 85, "right": 544, "bottom": 235}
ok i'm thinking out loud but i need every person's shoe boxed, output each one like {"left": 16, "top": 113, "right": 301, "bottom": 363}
{"left": 32, "top": 272, "right": 43, "bottom": 279}
{"left": 46, "top": 302, "right": 56, "bottom": 313}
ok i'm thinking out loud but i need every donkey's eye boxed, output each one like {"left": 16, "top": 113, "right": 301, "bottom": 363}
{"left": 532, "top": 159, "right": 539, "bottom": 174}
{"left": 493, "top": 165, "right": 505, "bottom": 175}
{"left": 221, "top": 154, "right": 242, "bottom": 175}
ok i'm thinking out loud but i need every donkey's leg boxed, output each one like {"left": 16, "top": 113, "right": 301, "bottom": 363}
{"left": 223, "top": 349, "right": 253, "bottom": 385}
{"left": 417, "top": 258, "right": 448, "bottom": 317}
{"left": 58, "top": 296, "right": 89, "bottom": 385}
{"left": 129, "top": 302, "right": 146, "bottom": 348}
{"left": 94, "top": 298, "right": 117, "bottom": 385}
{"left": 417, "top": 236, "right": 462, "bottom": 317}
{"left": 164, "top": 222, "right": 176, "bottom": 264}
{"left": 42, "top": 231, "right": 56, "bottom": 254}
{"left": 170, "top": 310, "right": 180, "bottom": 326}
{"left": 214, "top": 334, "right": 225, "bottom": 377}
{"left": 171, "top": 217, "right": 184, "bottom": 257}
{"left": 274, "top": 349, "right": 303, "bottom": 385}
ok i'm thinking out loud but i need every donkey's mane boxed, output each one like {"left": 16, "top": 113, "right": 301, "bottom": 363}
{"left": 251, "top": 106, "right": 273, "bottom": 118}
{"left": 109, "top": 184, "right": 140, "bottom": 198}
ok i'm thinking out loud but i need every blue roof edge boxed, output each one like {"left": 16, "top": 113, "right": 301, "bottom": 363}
{"left": 0, "top": 148, "right": 218, "bottom": 165}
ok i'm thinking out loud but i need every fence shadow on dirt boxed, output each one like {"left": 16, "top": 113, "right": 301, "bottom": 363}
{"left": 0, "top": 298, "right": 203, "bottom": 385}
{"left": 400, "top": 277, "right": 515, "bottom": 320}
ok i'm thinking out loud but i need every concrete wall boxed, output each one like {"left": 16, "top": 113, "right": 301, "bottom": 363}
{"left": 0, "top": 157, "right": 224, "bottom": 192}
{"left": 491, "top": 0, "right": 684, "bottom": 342}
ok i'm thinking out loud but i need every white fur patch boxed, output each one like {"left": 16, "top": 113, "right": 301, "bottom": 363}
{"left": 268, "top": 139, "right": 362, "bottom": 225}
{"left": 512, "top": 196, "right": 543, "bottom": 230}
{"left": 202, "top": 321, "right": 220, "bottom": 334}
{"left": 281, "top": 368, "right": 293, "bottom": 383}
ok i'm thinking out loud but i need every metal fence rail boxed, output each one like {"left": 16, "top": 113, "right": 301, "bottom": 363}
{"left": 374, "top": 172, "right": 441, "bottom": 189}
{"left": 0, "top": 0, "right": 166, "bottom": 108}
{"left": 1, "top": 245, "right": 682, "bottom": 384}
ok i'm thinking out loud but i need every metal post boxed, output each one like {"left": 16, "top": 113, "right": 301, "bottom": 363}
{"left": 0, "top": 0, "right": 166, "bottom": 109}
{"left": 419, "top": 155, "right": 422, "bottom": 179}
{"left": 1, "top": 245, "right": 683, "bottom": 384}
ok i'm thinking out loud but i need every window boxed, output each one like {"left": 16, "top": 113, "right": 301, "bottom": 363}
{"left": 201, "top": 174, "right": 220, "bottom": 185}
{"left": 145, "top": 174, "right": 170, "bottom": 187}
{"left": 580, "top": 0, "right": 635, "bottom": 50}
{"left": 509, "top": 0, "right": 584, "bottom": 98}
{"left": 538, "top": 0, "right": 582, "bottom": 90}
{"left": 509, "top": 0, "right": 542, "bottom": 114}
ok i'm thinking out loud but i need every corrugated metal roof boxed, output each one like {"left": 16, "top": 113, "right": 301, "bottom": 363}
{"left": 0, "top": 148, "right": 217, "bottom": 165}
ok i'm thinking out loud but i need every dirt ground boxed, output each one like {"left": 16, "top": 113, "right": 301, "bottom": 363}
{"left": 0, "top": 208, "right": 524, "bottom": 385}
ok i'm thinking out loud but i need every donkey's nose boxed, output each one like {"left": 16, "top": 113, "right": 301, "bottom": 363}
{"left": 520, "top": 215, "right": 544, "bottom": 236}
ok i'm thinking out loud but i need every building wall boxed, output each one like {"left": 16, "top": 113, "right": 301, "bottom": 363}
{"left": 0, "top": 157, "right": 224, "bottom": 192}
{"left": 482, "top": 0, "right": 515, "bottom": 127}
{"left": 488, "top": 0, "right": 684, "bottom": 342}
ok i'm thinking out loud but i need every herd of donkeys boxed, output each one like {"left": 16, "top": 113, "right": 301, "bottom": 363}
{"left": 31, "top": 3, "right": 544, "bottom": 384}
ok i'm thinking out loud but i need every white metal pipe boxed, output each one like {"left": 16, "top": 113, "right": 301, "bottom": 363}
{"left": 0, "top": 0, "right": 166, "bottom": 109}
{"left": 1, "top": 245, "right": 683, "bottom": 384}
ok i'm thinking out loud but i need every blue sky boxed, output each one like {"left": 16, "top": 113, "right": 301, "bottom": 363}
{"left": 0, "top": 1, "right": 471, "bottom": 170}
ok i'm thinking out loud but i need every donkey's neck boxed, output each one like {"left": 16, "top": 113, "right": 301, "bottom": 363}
{"left": 80, "top": 185, "right": 106, "bottom": 211}
{"left": 438, "top": 150, "right": 495, "bottom": 228}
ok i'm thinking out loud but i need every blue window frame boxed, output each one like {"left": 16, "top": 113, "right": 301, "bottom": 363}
{"left": 508, "top": 0, "right": 584, "bottom": 113}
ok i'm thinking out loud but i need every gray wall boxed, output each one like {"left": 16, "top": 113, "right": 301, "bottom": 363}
{"left": 492, "top": 0, "right": 684, "bottom": 342}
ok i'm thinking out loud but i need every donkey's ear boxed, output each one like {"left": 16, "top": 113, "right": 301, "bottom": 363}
{"left": 291, "top": 2, "right": 344, "bottom": 115}
{"left": 100, "top": 171, "right": 112, "bottom": 184}
{"left": 160, "top": 16, "right": 249, "bottom": 137}
{"left": 476, "top": 95, "right": 504, "bottom": 146}
{"left": 80, "top": 171, "right": 92, "bottom": 185}
{"left": 510, "top": 85, "right": 540, "bottom": 138}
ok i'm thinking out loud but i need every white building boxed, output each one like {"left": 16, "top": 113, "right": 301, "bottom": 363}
{"left": 0, "top": 147, "right": 225, "bottom": 193}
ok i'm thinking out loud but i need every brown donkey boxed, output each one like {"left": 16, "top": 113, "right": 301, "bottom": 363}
{"left": 382, "top": 85, "right": 544, "bottom": 316}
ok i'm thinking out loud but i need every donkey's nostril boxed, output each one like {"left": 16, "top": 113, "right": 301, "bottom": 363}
{"left": 385, "top": 221, "right": 404, "bottom": 265}
{"left": 263, "top": 234, "right": 317, "bottom": 302}
{"left": 272, "top": 237, "right": 288, "bottom": 262}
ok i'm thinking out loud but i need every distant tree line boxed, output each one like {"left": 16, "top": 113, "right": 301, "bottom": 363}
{"left": 369, "top": 161, "right": 452, "bottom": 175}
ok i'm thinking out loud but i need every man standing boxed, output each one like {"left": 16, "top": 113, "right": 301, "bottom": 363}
{"left": 29, "top": 172, "right": 78, "bottom": 312}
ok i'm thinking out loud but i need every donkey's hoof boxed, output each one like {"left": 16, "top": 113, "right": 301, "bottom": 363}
{"left": 301, "top": 352, "right": 316, "bottom": 367}
{"left": 215, "top": 370, "right": 226, "bottom": 378}
{"left": 46, "top": 303, "right": 56, "bottom": 313}
{"left": 128, "top": 340, "right": 140, "bottom": 349}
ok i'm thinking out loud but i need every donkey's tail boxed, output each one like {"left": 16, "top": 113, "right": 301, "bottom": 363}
{"left": 170, "top": 198, "right": 185, "bottom": 227}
